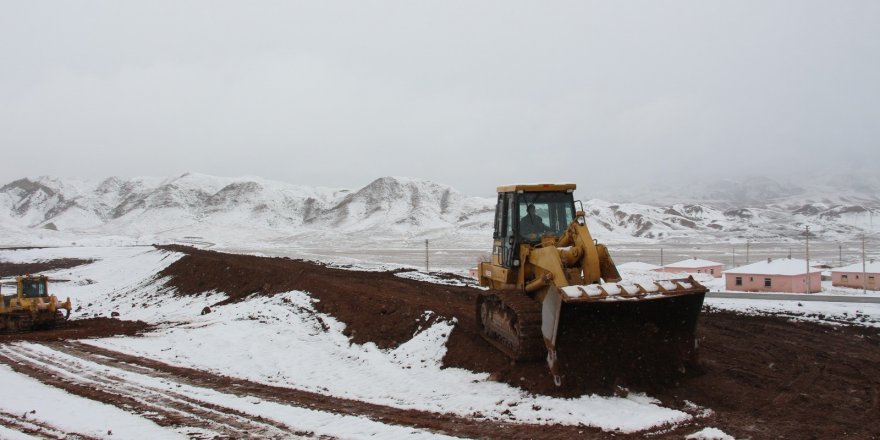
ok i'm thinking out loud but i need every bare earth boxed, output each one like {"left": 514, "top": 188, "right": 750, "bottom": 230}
{"left": 0, "top": 258, "right": 94, "bottom": 278}
{"left": 1, "top": 245, "right": 878, "bottom": 439}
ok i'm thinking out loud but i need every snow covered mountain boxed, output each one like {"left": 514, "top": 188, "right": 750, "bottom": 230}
{"left": 1, "top": 173, "right": 877, "bottom": 248}
{"left": 0, "top": 174, "right": 494, "bottom": 248}
{"left": 600, "top": 174, "right": 880, "bottom": 213}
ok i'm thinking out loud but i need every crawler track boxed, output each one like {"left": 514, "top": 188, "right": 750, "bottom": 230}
{"left": 476, "top": 291, "right": 545, "bottom": 361}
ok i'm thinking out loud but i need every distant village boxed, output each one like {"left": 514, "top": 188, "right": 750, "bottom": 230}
{"left": 621, "top": 257, "right": 879, "bottom": 293}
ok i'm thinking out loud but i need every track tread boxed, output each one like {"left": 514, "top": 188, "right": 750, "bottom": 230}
{"left": 477, "top": 291, "right": 546, "bottom": 361}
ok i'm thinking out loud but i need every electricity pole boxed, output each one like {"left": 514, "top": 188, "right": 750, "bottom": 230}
{"left": 805, "top": 226, "right": 811, "bottom": 293}
{"left": 863, "top": 235, "right": 868, "bottom": 295}
{"left": 425, "top": 239, "right": 430, "bottom": 273}
{"left": 746, "top": 240, "right": 750, "bottom": 264}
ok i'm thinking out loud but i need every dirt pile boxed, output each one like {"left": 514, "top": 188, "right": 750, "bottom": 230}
{"left": 0, "top": 317, "right": 150, "bottom": 342}
{"left": 0, "top": 258, "right": 94, "bottom": 278}
{"left": 157, "top": 244, "right": 478, "bottom": 349}
{"left": 156, "top": 245, "right": 880, "bottom": 439}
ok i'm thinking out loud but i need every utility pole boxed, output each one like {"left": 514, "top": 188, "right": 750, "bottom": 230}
{"left": 746, "top": 240, "right": 750, "bottom": 264}
{"left": 732, "top": 246, "right": 736, "bottom": 267}
{"left": 425, "top": 239, "right": 430, "bottom": 273}
{"left": 863, "top": 235, "right": 867, "bottom": 295}
{"left": 839, "top": 242, "right": 843, "bottom": 267}
{"left": 660, "top": 248, "right": 664, "bottom": 267}
{"left": 806, "top": 226, "right": 811, "bottom": 293}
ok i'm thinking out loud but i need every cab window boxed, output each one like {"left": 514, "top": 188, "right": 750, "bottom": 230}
{"left": 517, "top": 192, "right": 575, "bottom": 242}
{"left": 21, "top": 280, "right": 46, "bottom": 298}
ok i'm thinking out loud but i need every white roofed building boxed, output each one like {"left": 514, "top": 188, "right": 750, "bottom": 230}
{"left": 723, "top": 257, "right": 822, "bottom": 293}
{"left": 618, "top": 262, "right": 662, "bottom": 271}
{"left": 657, "top": 258, "right": 723, "bottom": 278}
{"left": 831, "top": 261, "right": 880, "bottom": 290}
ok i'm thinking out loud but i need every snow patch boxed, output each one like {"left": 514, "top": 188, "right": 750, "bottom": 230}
{"left": 686, "top": 427, "right": 735, "bottom": 440}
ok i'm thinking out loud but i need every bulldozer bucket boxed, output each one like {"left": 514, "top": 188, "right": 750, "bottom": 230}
{"left": 541, "top": 277, "right": 706, "bottom": 387}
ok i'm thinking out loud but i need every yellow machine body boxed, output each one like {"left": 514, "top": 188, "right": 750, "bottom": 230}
{"left": 0, "top": 275, "right": 72, "bottom": 331}
{"left": 477, "top": 184, "right": 707, "bottom": 386}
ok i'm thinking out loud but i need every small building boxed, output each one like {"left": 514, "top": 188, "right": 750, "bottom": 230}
{"left": 468, "top": 267, "right": 479, "bottom": 279}
{"left": 657, "top": 258, "right": 724, "bottom": 278}
{"left": 723, "top": 258, "right": 822, "bottom": 293}
{"left": 618, "top": 262, "right": 661, "bottom": 271}
{"left": 831, "top": 261, "right": 880, "bottom": 290}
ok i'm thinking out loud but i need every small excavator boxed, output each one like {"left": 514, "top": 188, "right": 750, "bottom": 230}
{"left": 1, "top": 275, "right": 72, "bottom": 331}
{"left": 477, "top": 183, "right": 707, "bottom": 387}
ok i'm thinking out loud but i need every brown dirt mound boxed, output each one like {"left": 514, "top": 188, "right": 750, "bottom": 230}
{"left": 0, "top": 318, "right": 151, "bottom": 342}
{"left": 156, "top": 245, "right": 880, "bottom": 439}
{"left": 157, "top": 244, "right": 478, "bottom": 349}
{"left": 0, "top": 258, "right": 95, "bottom": 278}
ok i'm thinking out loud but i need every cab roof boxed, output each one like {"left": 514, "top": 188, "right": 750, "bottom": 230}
{"left": 496, "top": 183, "right": 576, "bottom": 193}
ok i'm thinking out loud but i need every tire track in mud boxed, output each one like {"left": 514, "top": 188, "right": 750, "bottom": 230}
{"left": 0, "top": 409, "right": 97, "bottom": 440}
{"left": 55, "top": 342, "right": 609, "bottom": 439}
{"left": 0, "top": 341, "right": 685, "bottom": 439}
{"left": 0, "top": 343, "right": 311, "bottom": 439}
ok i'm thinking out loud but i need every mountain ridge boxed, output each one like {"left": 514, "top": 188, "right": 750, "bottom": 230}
{"left": 1, "top": 173, "right": 878, "bottom": 247}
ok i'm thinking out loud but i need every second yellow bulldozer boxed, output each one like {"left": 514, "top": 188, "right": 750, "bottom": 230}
{"left": 477, "top": 183, "right": 707, "bottom": 387}
{"left": 1, "top": 275, "right": 72, "bottom": 331}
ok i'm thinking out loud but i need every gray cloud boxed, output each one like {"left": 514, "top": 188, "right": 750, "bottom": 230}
{"left": 2, "top": 1, "right": 878, "bottom": 197}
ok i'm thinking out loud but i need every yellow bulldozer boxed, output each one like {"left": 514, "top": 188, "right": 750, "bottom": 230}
{"left": 1, "top": 275, "right": 72, "bottom": 331}
{"left": 477, "top": 183, "right": 707, "bottom": 387}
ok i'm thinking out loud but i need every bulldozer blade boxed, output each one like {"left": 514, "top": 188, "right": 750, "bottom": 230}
{"left": 541, "top": 278, "right": 707, "bottom": 388}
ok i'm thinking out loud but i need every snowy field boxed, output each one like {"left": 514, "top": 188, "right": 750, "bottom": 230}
{"left": 3, "top": 245, "right": 879, "bottom": 438}
{"left": 0, "top": 246, "right": 717, "bottom": 438}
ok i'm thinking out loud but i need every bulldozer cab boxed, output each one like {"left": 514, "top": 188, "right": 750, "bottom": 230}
{"left": 493, "top": 184, "right": 576, "bottom": 268}
{"left": 19, "top": 276, "right": 49, "bottom": 298}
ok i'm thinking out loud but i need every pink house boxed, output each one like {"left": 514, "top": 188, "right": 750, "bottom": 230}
{"left": 656, "top": 258, "right": 724, "bottom": 278}
{"left": 831, "top": 261, "right": 880, "bottom": 290}
{"left": 723, "top": 258, "right": 822, "bottom": 293}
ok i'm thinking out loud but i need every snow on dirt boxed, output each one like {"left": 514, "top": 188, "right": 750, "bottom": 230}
{"left": 1, "top": 343, "right": 457, "bottom": 439}
{"left": 704, "top": 298, "right": 880, "bottom": 328}
{"left": 1, "top": 246, "right": 690, "bottom": 435}
{"left": 3, "top": 246, "right": 880, "bottom": 439}
{"left": 86, "top": 289, "right": 688, "bottom": 432}
{"left": 0, "top": 364, "right": 185, "bottom": 439}
{"left": 685, "top": 427, "right": 735, "bottom": 440}
{"left": 0, "top": 246, "right": 224, "bottom": 323}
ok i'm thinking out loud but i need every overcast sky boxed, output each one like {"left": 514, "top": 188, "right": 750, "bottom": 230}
{"left": 2, "top": 1, "right": 878, "bottom": 196}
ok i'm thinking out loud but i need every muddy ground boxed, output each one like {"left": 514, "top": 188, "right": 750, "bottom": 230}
{"left": 0, "top": 258, "right": 94, "bottom": 278}
{"left": 2, "top": 245, "right": 879, "bottom": 439}
{"left": 0, "top": 317, "right": 150, "bottom": 343}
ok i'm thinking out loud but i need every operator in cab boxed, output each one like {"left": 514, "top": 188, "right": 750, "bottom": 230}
{"left": 520, "top": 204, "right": 550, "bottom": 240}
